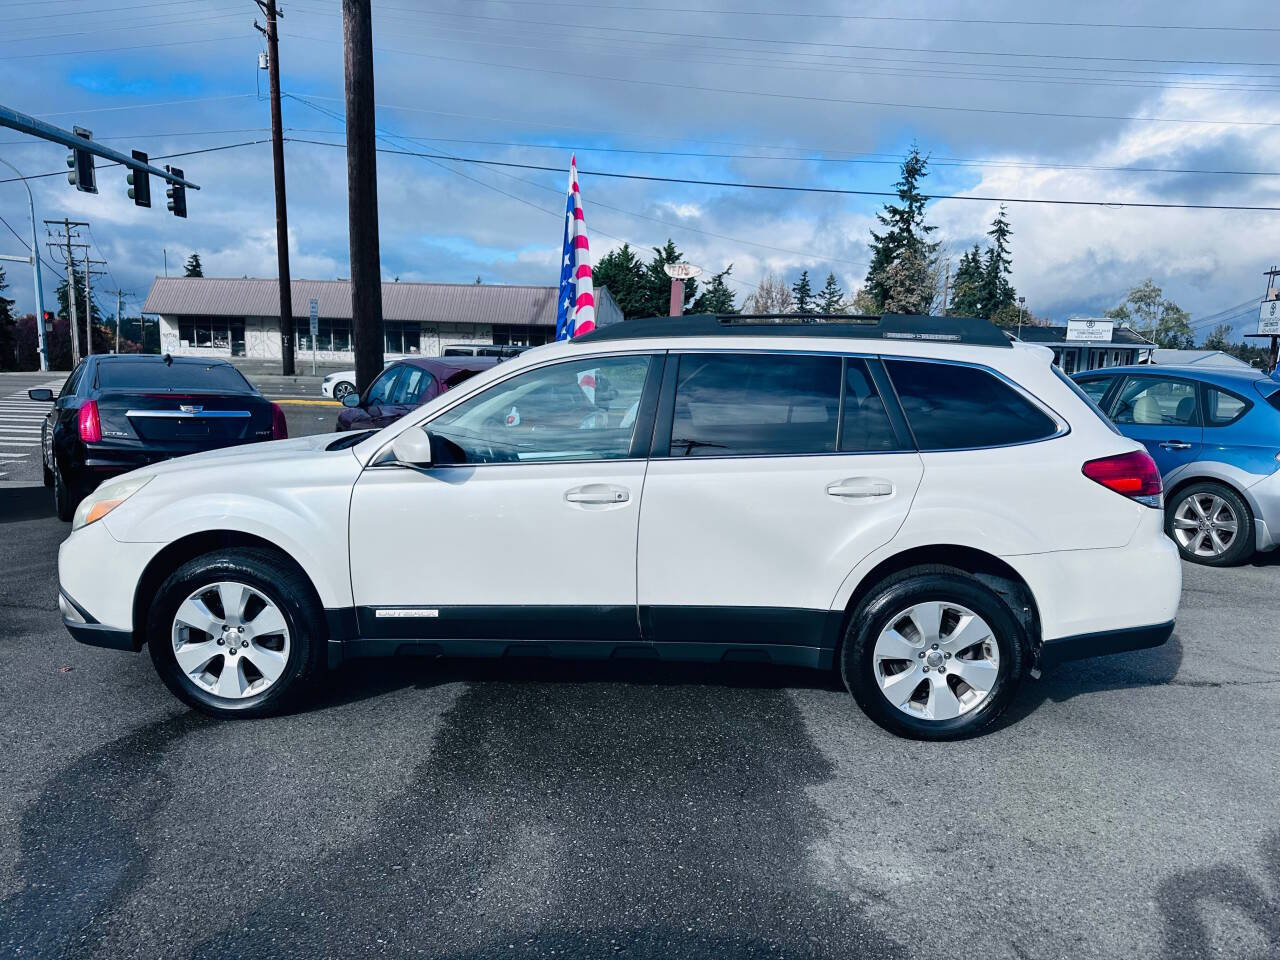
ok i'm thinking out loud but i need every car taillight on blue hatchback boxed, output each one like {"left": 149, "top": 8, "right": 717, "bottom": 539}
{"left": 1082, "top": 450, "right": 1162, "bottom": 508}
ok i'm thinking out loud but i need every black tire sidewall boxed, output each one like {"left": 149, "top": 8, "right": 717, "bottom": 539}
{"left": 842, "top": 571, "right": 1025, "bottom": 740}
{"left": 1165, "top": 482, "right": 1253, "bottom": 567}
{"left": 147, "top": 550, "right": 320, "bottom": 717}
{"left": 53, "top": 459, "right": 76, "bottom": 522}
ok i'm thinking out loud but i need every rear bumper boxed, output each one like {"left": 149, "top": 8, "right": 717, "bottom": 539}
{"left": 1038, "top": 620, "right": 1174, "bottom": 669}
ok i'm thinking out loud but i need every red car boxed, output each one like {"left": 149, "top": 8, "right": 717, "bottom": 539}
{"left": 335, "top": 356, "right": 498, "bottom": 431}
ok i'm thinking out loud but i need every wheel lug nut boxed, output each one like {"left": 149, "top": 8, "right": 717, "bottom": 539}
{"left": 944, "top": 652, "right": 951, "bottom": 659}
{"left": 931, "top": 644, "right": 939, "bottom": 650}
{"left": 216, "top": 638, "right": 225, "bottom": 646}
{"left": 938, "top": 667, "right": 946, "bottom": 674}
{"left": 241, "top": 641, "right": 248, "bottom": 649}
{"left": 922, "top": 666, "right": 929, "bottom": 673}
{"left": 238, "top": 626, "right": 244, "bottom": 633}
{"left": 917, "top": 652, "right": 924, "bottom": 659}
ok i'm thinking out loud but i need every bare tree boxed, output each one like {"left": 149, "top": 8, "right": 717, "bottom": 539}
{"left": 744, "top": 273, "right": 795, "bottom": 314}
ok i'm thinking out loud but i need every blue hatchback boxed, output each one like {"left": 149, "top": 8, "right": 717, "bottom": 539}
{"left": 1073, "top": 364, "right": 1280, "bottom": 565}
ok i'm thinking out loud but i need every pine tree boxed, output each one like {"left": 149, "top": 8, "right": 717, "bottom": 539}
{"left": 1202, "top": 323, "right": 1232, "bottom": 351}
{"left": 691, "top": 265, "right": 737, "bottom": 315}
{"left": 979, "top": 206, "right": 1015, "bottom": 316}
{"left": 948, "top": 246, "right": 985, "bottom": 317}
{"left": 639, "top": 240, "right": 697, "bottom": 318}
{"left": 55, "top": 264, "right": 110, "bottom": 357}
{"left": 817, "top": 272, "right": 846, "bottom": 314}
{"left": 594, "top": 243, "right": 647, "bottom": 319}
{"left": 183, "top": 253, "right": 204, "bottom": 277}
{"left": 864, "top": 145, "right": 939, "bottom": 314}
{"left": 791, "top": 270, "right": 815, "bottom": 314}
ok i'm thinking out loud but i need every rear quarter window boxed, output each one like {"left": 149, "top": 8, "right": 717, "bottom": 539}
{"left": 884, "top": 359, "right": 1060, "bottom": 450}
{"left": 1204, "top": 385, "right": 1251, "bottom": 426}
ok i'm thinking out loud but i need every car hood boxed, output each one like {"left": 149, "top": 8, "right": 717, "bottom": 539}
{"left": 115, "top": 432, "right": 346, "bottom": 482}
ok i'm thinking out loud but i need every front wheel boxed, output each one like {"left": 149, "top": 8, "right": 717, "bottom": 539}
{"left": 1166, "top": 482, "right": 1253, "bottom": 566}
{"left": 147, "top": 548, "right": 323, "bottom": 718}
{"left": 841, "top": 568, "right": 1027, "bottom": 740}
{"left": 332, "top": 380, "right": 355, "bottom": 402}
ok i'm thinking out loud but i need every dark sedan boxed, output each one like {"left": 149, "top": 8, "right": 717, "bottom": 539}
{"left": 336, "top": 356, "right": 497, "bottom": 431}
{"left": 31, "top": 354, "right": 287, "bottom": 521}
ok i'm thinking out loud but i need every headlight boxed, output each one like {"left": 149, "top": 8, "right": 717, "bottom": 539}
{"left": 72, "top": 475, "right": 152, "bottom": 531}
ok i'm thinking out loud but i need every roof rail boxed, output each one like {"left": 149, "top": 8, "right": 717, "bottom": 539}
{"left": 572, "top": 313, "right": 1010, "bottom": 347}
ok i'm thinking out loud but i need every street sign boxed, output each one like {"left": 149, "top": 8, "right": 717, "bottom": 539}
{"left": 663, "top": 263, "right": 702, "bottom": 280}
{"left": 1066, "top": 318, "right": 1114, "bottom": 342}
{"left": 309, "top": 298, "right": 319, "bottom": 375}
{"left": 1259, "top": 298, "right": 1280, "bottom": 336}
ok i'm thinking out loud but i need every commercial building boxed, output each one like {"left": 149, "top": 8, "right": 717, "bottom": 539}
{"left": 141, "top": 276, "right": 622, "bottom": 361}
{"left": 1013, "top": 321, "right": 1150, "bottom": 374}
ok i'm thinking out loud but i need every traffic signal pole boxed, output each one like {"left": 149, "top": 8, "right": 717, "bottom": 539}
{"left": 0, "top": 156, "right": 48, "bottom": 371}
{"left": 255, "top": 0, "right": 295, "bottom": 376}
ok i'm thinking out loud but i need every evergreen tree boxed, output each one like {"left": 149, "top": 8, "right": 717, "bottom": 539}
{"left": 639, "top": 240, "right": 697, "bottom": 318}
{"left": 0, "top": 267, "right": 15, "bottom": 370}
{"left": 864, "top": 145, "right": 939, "bottom": 313}
{"left": 948, "top": 246, "right": 985, "bottom": 317}
{"left": 791, "top": 270, "right": 815, "bottom": 314}
{"left": 184, "top": 253, "right": 204, "bottom": 277}
{"left": 55, "top": 264, "right": 110, "bottom": 357}
{"left": 979, "top": 205, "right": 1016, "bottom": 316}
{"left": 817, "top": 272, "right": 846, "bottom": 314}
{"left": 594, "top": 243, "right": 647, "bottom": 320}
{"left": 1202, "top": 323, "right": 1232, "bottom": 351}
{"left": 691, "top": 265, "right": 737, "bottom": 315}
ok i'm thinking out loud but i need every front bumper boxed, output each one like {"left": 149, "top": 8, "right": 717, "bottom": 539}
{"left": 321, "top": 379, "right": 335, "bottom": 398}
{"left": 1038, "top": 620, "right": 1174, "bottom": 669}
{"left": 59, "top": 588, "right": 138, "bottom": 651}
{"left": 58, "top": 518, "right": 161, "bottom": 650}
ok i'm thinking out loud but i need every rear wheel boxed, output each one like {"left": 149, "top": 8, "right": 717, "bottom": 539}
{"left": 1166, "top": 482, "right": 1253, "bottom": 566}
{"left": 841, "top": 568, "right": 1026, "bottom": 740}
{"left": 147, "top": 548, "right": 323, "bottom": 718}
{"left": 332, "top": 380, "right": 355, "bottom": 402}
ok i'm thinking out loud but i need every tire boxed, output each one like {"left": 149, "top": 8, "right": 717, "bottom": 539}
{"left": 147, "top": 547, "right": 324, "bottom": 718}
{"left": 42, "top": 451, "right": 54, "bottom": 488}
{"left": 53, "top": 458, "right": 80, "bottom": 522}
{"left": 840, "top": 566, "right": 1027, "bottom": 741}
{"left": 332, "top": 380, "right": 355, "bottom": 402}
{"left": 1165, "top": 481, "right": 1253, "bottom": 567}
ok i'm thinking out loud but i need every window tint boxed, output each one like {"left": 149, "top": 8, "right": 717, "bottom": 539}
{"left": 1113, "top": 376, "right": 1198, "bottom": 426}
{"left": 670, "top": 353, "right": 841, "bottom": 457}
{"left": 391, "top": 368, "right": 434, "bottom": 406}
{"left": 60, "top": 361, "right": 86, "bottom": 398}
{"left": 429, "top": 354, "right": 653, "bottom": 464}
{"left": 94, "top": 360, "right": 251, "bottom": 392}
{"left": 884, "top": 359, "right": 1058, "bottom": 450}
{"left": 1205, "top": 386, "right": 1249, "bottom": 426}
{"left": 1075, "top": 376, "right": 1111, "bottom": 406}
{"left": 365, "top": 366, "right": 402, "bottom": 407}
{"left": 1056, "top": 367, "right": 1120, "bottom": 436}
{"left": 840, "top": 358, "right": 901, "bottom": 452}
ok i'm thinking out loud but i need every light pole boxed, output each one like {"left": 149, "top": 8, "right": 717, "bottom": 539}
{"left": 0, "top": 156, "right": 49, "bottom": 371}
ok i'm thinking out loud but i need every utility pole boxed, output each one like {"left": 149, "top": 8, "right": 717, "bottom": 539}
{"left": 83, "top": 257, "right": 106, "bottom": 357}
{"left": 0, "top": 157, "right": 49, "bottom": 371}
{"left": 940, "top": 262, "right": 950, "bottom": 316}
{"left": 255, "top": 0, "right": 296, "bottom": 375}
{"left": 343, "top": 0, "right": 385, "bottom": 393}
{"left": 115, "top": 289, "right": 122, "bottom": 353}
{"left": 46, "top": 219, "right": 90, "bottom": 366}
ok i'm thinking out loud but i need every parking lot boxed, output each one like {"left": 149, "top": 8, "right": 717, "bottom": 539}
{"left": 1, "top": 371, "right": 1277, "bottom": 959}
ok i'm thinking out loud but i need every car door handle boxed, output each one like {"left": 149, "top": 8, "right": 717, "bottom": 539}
{"left": 826, "top": 477, "right": 894, "bottom": 499}
{"left": 565, "top": 484, "right": 630, "bottom": 505}
{"left": 1158, "top": 440, "right": 1192, "bottom": 450}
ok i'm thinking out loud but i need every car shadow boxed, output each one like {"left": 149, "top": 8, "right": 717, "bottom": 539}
{"left": 0, "top": 485, "right": 55, "bottom": 524}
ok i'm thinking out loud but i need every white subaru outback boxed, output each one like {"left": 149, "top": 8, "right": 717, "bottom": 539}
{"left": 57, "top": 315, "right": 1181, "bottom": 740}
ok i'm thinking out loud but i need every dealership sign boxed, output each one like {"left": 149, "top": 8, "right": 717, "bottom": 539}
{"left": 1066, "top": 318, "right": 1114, "bottom": 342}
{"left": 1260, "top": 298, "right": 1280, "bottom": 336}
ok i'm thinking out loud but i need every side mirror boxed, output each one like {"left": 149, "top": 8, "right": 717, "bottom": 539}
{"left": 28, "top": 388, "right": 53, "bottom": 402}
{"left": 341, "top": 392, "right": 362, "bottom": 407}
{"left": 387, "top": 427, "right": 433, "bottom": 467}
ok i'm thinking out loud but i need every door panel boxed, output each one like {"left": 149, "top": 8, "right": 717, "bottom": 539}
{"left": 1109, "top": 374, "right": 1203, "bottom": 477}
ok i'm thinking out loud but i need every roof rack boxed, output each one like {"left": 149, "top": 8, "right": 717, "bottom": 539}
{"left": 572, "top": 313, "right": 1010, "bottom": 348}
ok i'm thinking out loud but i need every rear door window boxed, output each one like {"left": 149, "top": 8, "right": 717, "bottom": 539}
{"left": 669, "top": 353, "right": 841, "bottom": 456}
{"left": 839, "top": 358, "right": 903, "bottom": 452}
{"left": 883, "top": 359, "right": 1059, "bottom": 450}
{"left": 1074, "top": 376, "right": 1112, "bottom": 406}
{"left": 1113, "top": 376, "right": 1199, "bottom": 426}
{"left": 392, "top": 368, "right": 434, "bottom": 406}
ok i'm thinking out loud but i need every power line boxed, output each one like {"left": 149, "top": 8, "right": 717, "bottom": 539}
{"left": 0, "top": 212, "right": 68, "bottom": 283}
{"left": 0, "top": 34, "right": 251, "bottom": 61}
{"left": 0, "top": 138, "right": 271, "bottom": 184}
{"left": 0, "top": 127, "right": 269, "bottom": 146}
{"left": 284, "top": 135, "right": 1280, "bottom": 212}
{"left": 428, "top": 1, "right": 1280, "bottom": 34}
{"left": 280, "top": 31, "right": 1280, "bottom": 128}
{"left": 9, "top": 10, "right": 247, "bottom": 45}
{"left": 37, "top": 94, "right": 258, "bottom": 117}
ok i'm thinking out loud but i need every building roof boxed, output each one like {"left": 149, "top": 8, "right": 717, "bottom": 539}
{"left": 1148, "top": 349, "right": 1252, "bottom": 369}
{"left": 142, "top": 276, "right": 558, "bottom": 327}
{"left": 1013, "top": 324, "right": 1150, "bottom": 347}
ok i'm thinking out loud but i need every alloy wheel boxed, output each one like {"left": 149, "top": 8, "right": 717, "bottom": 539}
{"left": 1171, "top": 493, "right": 1238, "bottom": 559}
{"left": 171, "top": 581, "right": 291, "bottom": 700}
{"left": 872, "top": 601, "right": 1001, "bottom": 722}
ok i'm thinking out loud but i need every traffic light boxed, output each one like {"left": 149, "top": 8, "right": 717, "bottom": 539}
{"left": 165, "top": 165, "right": 186, "bottom": 218}
{"left": 65, "top": 126, "right": 97, "bottom": 194}
{"left": 127, "top": 150, "right": 151, "bottom": 207}
{"left": 42, "top": 311, "right": 54, "bottom": 332}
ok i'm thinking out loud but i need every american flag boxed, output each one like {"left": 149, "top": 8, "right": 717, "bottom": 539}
{"left": 555, "top": 155, "right": 596, "bottom": 340}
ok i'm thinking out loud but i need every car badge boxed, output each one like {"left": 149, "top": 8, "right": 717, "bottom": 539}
{"left": 179, "top": 404, "right": 203, "bottom": 414}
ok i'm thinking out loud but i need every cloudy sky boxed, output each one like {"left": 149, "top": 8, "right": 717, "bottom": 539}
{"left": 2, "top": 0, "right": 1278, "bottom": 339}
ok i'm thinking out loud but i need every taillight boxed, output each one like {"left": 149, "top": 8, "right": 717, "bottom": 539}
{"left": 78, "top": 400, "right": 102, "bottom": 443}
{"left": 270, "top": 402, "right": 288, "bottom": 440}
{"left": 1082, "top": 450, "right": 1162, "bottom": 508}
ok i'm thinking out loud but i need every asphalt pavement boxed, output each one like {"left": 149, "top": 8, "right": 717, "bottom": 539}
{"left": 1, "top": 372, "right": 1278, "bottom": 959}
